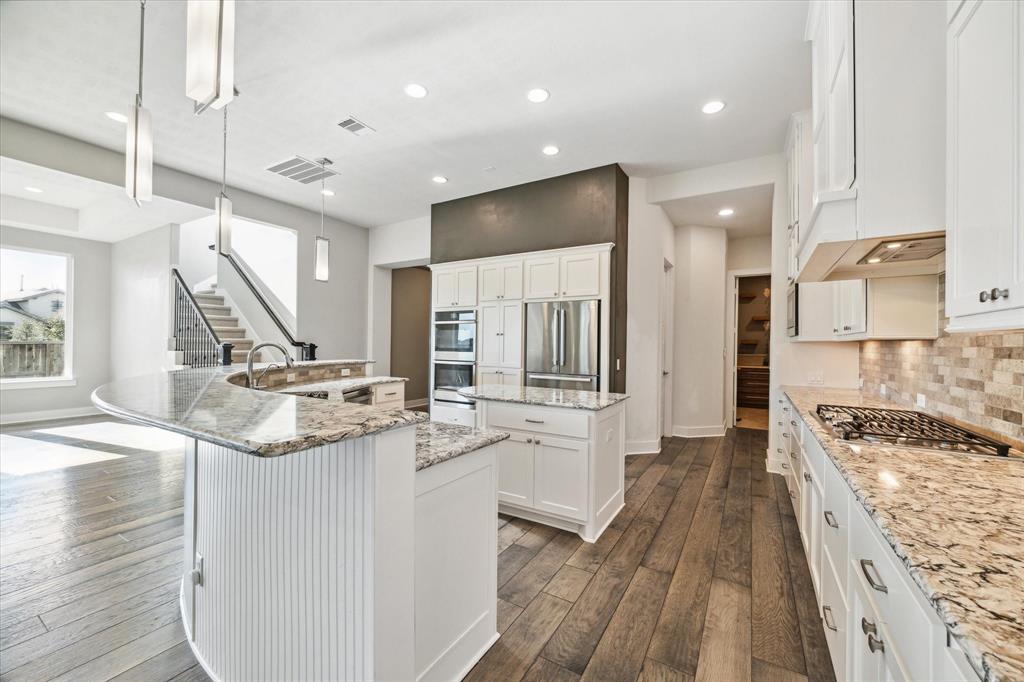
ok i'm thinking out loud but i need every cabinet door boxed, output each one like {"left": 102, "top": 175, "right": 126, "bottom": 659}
{"left": 434, "top": 270, "right": 457, "bottom": 308}
{"left": 524, "top": 257, "right": 560, "bottom": 299}
{"left": 947, "top": 0, "right": 1024, "bottom": 319}
{"left": 500, "top": 302, "right": 522, "bottom": 368}
{"left": 477, "top": 367, "right": 505, "bottom": 387}
{"left": 496, "top": 433, "right": 534, "bottom": 507}
{"left": 800, "top": 459, "right": 823, "bottom": 598}
{"left": 560, "top": 253, "right": 601, "bottom": 297}
{"left": 479, "top": 265, "right": 503, "bottom": 302}
{"left": 478, "top": 304, "right": 502, "bottom": 366}
{"left": 502, "top": 262, "right": 524, "bottom": 300}
{"left": 827, "top": 0, "right": 855, "bottom": 191}
{"left": 500, "top": 370, "right": 523, "bottom": 387}
{"left": 533, "top": 435, "right": 588, "bottom": 521}
{"left": 834, "top": 280, "right": 866, "bottom": 335}
{"left": 455, "top": 267, "right": 477, "bottom": 307}
{"left": 849, "top": 578, "right": 884, "bottom": 682}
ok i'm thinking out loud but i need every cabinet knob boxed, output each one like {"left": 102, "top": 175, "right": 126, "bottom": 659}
{"left": 535, "top": 438, "right": 541, "bottom": 445}
{"left": 991, "top": 287, "right": 1010, "bottom": 301}
{"left": 833, "top": 328, "right": 838, "bottom": 333}
{"left": 979, "top": 290, "right": 990, "bottom": 302}
{"left": 803, "top": 472, "right": 812, "bottom": 482}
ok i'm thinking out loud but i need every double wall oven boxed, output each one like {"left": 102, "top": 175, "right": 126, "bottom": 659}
{"left": 433, "top": 310, "right": 477, "bottom": 406}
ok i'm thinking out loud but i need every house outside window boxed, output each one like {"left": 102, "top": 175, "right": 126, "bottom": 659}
{"left": 0, "top": 246, "right": 73, "bottom": 382}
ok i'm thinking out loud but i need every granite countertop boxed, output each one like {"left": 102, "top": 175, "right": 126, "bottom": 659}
{"left": 414, "top": 421, "right": 509, "bottom": 471}
{"left": 92, "top": 362, "right": 426, "bottom": 458}
{"left": 782, "top": 386, "right": 1024, "bottom": 682}
{"left": 458, "top": 385, "right": 629, "bottom": 410}
{"left": 271, "top": 375, "right": 406, "bottom": 399}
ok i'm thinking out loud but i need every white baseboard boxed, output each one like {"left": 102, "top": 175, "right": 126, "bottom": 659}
{"left": 626, "top": 439, "right": 661, "bottom": 455}
{"left": 0, "top": 405, "right": 101, "bottom": 426}
{"left": 405, "top": 398, "right": 429, "bottom": 409}
{"left": 672, "top": 423, "right": 727, "bottom": 438}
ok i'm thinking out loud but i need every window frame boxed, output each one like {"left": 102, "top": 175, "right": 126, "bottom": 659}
{"left": 0, "top": 244, "right": 75, "bottom": 388}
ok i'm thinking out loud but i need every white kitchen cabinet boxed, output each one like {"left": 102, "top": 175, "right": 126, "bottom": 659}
{"left": 479, "top": 260, "right": 523, "bottom": 302}
{"left": 833, "top": 276, "right": 939, "bottom": 340}
{"left": 820, "top": 550, "right": 849, "bottom": 682}
{"left": 478, "top": 301, "right": 522, "bottom": 368}
{"left": 496, "top": 433, "right": 534, "bottom": 507}
{"left": 533, "top": 435, "right": 589, "bottom": 522}
{"left": 478, "top": 367, "right": 522, "bottom": 387}
{"left": 946, "top": 0, "right": 1024, "bottom": 331}
{"left": 433, "top": 266, "right": 477, "bottom": 308}
{"left": 524, "top": 256, "right": 560, "bottom": 299}
{"left": 826, "top": 0, "right": 855, "bottom": 192}
{"left": 371, "top": 381, "right": 404, "bottom": 409}
{"left": 833, "top": 279, "right": 867, "bottom": 336}
{"left": 800, "top": 447, "right": 824, "bottom": 599}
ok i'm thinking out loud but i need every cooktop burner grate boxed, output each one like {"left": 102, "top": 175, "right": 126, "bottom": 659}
{"left": 815, "top": 405, "right": 1010, "bottom": 457}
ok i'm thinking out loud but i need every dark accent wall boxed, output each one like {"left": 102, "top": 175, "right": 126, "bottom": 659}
{"left": 390, "top": 267, "right": 432, "bottom": 402}
{"left": 430, "top": 165, "right": 629, "bottom": 392}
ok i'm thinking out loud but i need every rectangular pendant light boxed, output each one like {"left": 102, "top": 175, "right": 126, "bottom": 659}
{"left": 185, "top": 0, "right": 235, "bottom": 112}
{"left": 215, "top": 194, "right": 232, "bottom": 255}
{"left": 314, "top": 236, "right": 330, "bottom": 282}
{"left": 125, "top": 103, "right": 153, "bottom": 204}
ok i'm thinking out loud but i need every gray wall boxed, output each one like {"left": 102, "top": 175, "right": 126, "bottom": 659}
{"left": 389, "top": 267, "right": 431, "bottom": 402}
{"left": 430, "top": 165, "right": 629, "bottom": 392}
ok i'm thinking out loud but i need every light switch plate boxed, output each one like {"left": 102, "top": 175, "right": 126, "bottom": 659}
{"left": 286, "top": 373, "right": 296, "bottom": 383}
{"left": 917, "top": 393, "right": 926, "bottom": 407}
{"left": 880, "top": 383, "right": 888, "bottom": 396}
{"left": 341, "top": 368, "right": 351, "bottom": 376}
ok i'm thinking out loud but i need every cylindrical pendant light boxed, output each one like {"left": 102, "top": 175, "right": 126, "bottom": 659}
{"left": 126, "top": 0, "right": 153, "bottom": 205}
{"left": 216, "top": 108, "right": 232, "bottom": 255}
{"left": 186, "top": 0, "right": 235, "bottom": 114}
{"left": 314, "top": 158, "right": 332, "bottom": 282}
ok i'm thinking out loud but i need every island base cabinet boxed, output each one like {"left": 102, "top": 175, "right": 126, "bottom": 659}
{"left": 497, "top": 433, "right": 535, "bottom": 507}
{"left": 534, "top": 436, "right": 588, "bottom": 521}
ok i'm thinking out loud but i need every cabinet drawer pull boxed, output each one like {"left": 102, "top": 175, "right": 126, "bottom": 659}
{"left": 783, "top": 406, "right": 790, "bottom": 412}
{"left": 524, "top": 418, "right": 545, "bottom": 424}
{"left": 824, "top": 510, "right": 839, "bottom": 528}
{"left": 803, "top": 472, "right": 811, "bottom": 482}
{"left": 789, "top": 490, "right": 796, "bottom": 499}
{"left": 861, "top": 617, "right": 877, "bottom": 635}
{"left": 823, "top": 606, "right": 837, "bottom": 631}
{"left": 535, "top": 438, "right": 541, "bottom": 445}
{"left": 384, "top": 392, "right": 397, "bottom": 397}
{"left": 782, "top": 432, "right": 789, "bottom": 438}
{"left": 867, "top": 633, "right": 885, "bottom": 654}
{"left": 781, "top": 462, "right": 789, "bottom": 470}
{"left": 776, "top": 448, "right": 783, "bottom": 454}
{"left": 790, "top": 420, "right": 797, "bottom": 426}
{"left": 526, "top": 437, "right": 533, "bottom": 444}
{"left": 860, "top": 559, "right": 888, "bottom": 593}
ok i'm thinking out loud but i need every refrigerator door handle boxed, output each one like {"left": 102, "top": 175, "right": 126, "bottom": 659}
{"left": 559, "top": 308, "right": 567, "bottom": 367}
{"left": 527, "top": 373, "right": 593, "bottom": 383}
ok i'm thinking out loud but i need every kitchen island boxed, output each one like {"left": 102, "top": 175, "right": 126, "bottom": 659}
{"left": 459, "top": 384, "right": 629, "bottom": 542}
{"left": 92, "top": 361, "right": 508, "bottom": 682}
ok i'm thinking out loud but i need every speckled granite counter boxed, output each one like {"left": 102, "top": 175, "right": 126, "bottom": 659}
{"left": 415, "top": 422, "right": 508, "bottom": 471}
{"left": 783, "top": 386, "right": 1024, "bottom": 682}
{"left": 92, "top": 363, "right": 426, "bottom": 457}
{"left": 458, "top": 385, "right": 629, "bottom": 410}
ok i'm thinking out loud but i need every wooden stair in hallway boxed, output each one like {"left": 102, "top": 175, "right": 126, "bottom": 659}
{"left": 193, "top": 290, "right": 261, "bottom": 363}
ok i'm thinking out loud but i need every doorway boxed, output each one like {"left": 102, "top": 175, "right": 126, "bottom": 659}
{"left": 390, "top": 266, "right": 432, "bottom": 411}
{"left": 729, "top": 273, "right": 771, "bottom": 430}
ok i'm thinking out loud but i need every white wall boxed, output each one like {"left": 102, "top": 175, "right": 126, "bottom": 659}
{"left": 672, "top": 225, "right": 729, "bottom": 436}
{"left": 726, "top": 234, "right": 772, "bottom": 271}
{"left": 231, "top": 218, "right": 298, "bottom": 318}
{"left": 177, "top": 216, "right": 216, "bottom": 290}
{"left": 624, "top": 177, "right": 675, "bottom": 453}
{"left": 110, "top": 224, "right": 177, "bottom": 381}
{"left": 0, "top": 225, "right": 111, "bottom": 421}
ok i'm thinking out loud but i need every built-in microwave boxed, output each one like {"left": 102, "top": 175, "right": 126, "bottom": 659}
{"left": 787, "top": 283, "right": 799, "bottom": 337}
{"left": 433, "top": 361, "right": 475, "bottom": 405}
{"left": 433, "top": 310, "right": 477, "bottom": 361}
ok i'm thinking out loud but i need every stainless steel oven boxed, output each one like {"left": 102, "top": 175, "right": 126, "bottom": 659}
{"left": 433, "top": 310, "right": 477, "bottom": 361}
{"left": 786, "top": 283, "right": 799, "bottom": 337}
{"left": 433, "top": 361, "right": 475, "bottom": 405}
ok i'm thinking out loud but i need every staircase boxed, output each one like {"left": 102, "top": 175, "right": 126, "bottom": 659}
{"left": 193, "top": 290, "right": 261, "bottom": 364}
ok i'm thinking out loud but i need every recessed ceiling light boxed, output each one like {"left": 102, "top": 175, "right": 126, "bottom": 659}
{"left": 404, "top": 83, "right": 428, "bottom": 99}
{"left": 105, "top": 111, "right": 128, "bottom": 123}
{"left": 867, "top": 257, "right": 882, "bottom": 264}
{"left": 886, "top": 242, "right": 902, "bottom": 249}
{"left": 432, "top": 175, "right": 448, "bottom": 184}
{"left": 542, "top": 145, "right": 560, "bottom": 156}
{"left": 702, "top": 100, "right": 726, "bottom": 115}
{"left": 527, "top": 88, "right": 550, "bottom": 103}
{"left": 320, "top": 189, "right": 335, "bottom": 197}
{"left": 24, "top": 186, "right": 43, "bottom": 193}
{"left": 718, "top": 207, "right": 734, "bottom": 217}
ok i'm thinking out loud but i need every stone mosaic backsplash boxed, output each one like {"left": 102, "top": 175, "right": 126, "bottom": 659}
{"left": 225, "top": 361, "right": 367, "bottom": 388}
{"left": 859, "top": 277, "right": 1024, "bottom": 449}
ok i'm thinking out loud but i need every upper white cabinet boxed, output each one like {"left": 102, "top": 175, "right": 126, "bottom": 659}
{"left": 478, "top": 302, "right": 522, "bottom": 368}
{"left": 433, "top": 266, "right": 477, "bottom": 308}
{"left": 833, "top": 279, "right": 867, "bottom": 336}
{"left": 833, "top": 275, "right": 939, "bottom": 340}
{"left": 525, "top": 253, "right": 601, "bottom": 300}
{"left": 798, "top": 0, "right": 947, "bottom": 282}
{"left": 945, "top": 0, "right": 1024, "bottom": 331}
{"left": 479, "top": 260, "right": 523, "bottom": 302}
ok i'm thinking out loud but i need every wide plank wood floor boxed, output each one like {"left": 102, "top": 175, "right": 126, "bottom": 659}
{"left": 1, "top": 417, "right": 833, "bottom": 682}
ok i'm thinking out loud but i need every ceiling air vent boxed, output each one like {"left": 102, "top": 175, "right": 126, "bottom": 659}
{"left": 265, "top": 156, "right": 338, "bottom": 184}
{"left": 337, "top": 116, "right": 375, "bottom": 137}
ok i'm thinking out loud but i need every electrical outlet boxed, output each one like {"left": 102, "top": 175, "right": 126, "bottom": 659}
{"left": 341, "top": 368, "right": 351, "bottom": 377}
{"left": 859, "top": 377, "right": 864, "bottom": 388}
{"left": 807, "top": 371, "right": 824, "bottom": 385}
{"left": 880, "top": 383, "right": 887, "bottom": 396}
{"left": 286, "top": 373, "right": 296, "bottom": 383}
{"left": 917, "top": 393, "right": 926, "bottom": 408}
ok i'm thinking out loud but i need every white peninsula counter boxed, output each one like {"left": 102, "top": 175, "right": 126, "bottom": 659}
{"left": 459, "top": 385, "right": 629, "bottom": 542}
{"left": 92, "top": 361, "right": 508, "bottom": 682}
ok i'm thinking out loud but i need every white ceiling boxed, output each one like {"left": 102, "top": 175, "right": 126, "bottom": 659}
{"left": 660, "top": 184, "right": 774, "bottom": 238}
{"left": 0, "top": 0, "right": 810, "bottom": 228}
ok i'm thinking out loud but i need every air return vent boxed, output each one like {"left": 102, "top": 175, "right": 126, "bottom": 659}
{"left": 337, "top": 116, "right": 375, "bottom": 136}
{"left": 265, "top": 156, "right": 338, "bottom": 184}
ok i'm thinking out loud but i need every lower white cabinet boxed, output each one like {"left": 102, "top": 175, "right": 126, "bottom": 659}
{"left": 833, "top": 276, "right": 940, "bottom": 340}
{"left": 371, "top": 381, "right": 405, "bottom": 409}
{"left": 496, "top": 433, "right": 535, "bottom": 507}
{"left": 533, "top": 435, "right": 588, "bottom": 521}
{"left": 478, "top": 367, "right": 522, "bottom": 387}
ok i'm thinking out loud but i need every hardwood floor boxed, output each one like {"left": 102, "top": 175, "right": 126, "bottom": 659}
{"left": 1, "top": 418, "right": 832, "bottom": 682}
{"left": 736, "top": 407, "right": 770, "bottom": 431}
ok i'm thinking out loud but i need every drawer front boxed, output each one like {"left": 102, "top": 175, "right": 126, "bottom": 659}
{"left": 375, "top": 399, "right": 404, "bottom": 411}
{"left": 849, "top": 503, "right": 937, "bottom": 680}
{"left": 487, "top": 402, "right": 589, "bottom": 439}
{"left": 802, "top": 426, "right": 826, "bottom": 484}
{"left": 820, "top": 553, "right": 848, "bottom": 682}
{"left": 822, "top": 457, "right": 850, "bottom": 594}
{"left": 374, "top": 382, "right": 405, "bottom": 404}
{"left": 432, "top": 405, "right": 475, "bottom": 428}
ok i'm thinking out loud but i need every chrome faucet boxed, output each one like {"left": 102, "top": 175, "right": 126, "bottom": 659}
{"left": 246, "top": 342, "right": 294, "bottom": 389}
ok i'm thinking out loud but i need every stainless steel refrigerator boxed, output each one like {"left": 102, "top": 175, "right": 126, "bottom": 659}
{"left": 524, "top": 300, "right": 600, "bottom": 391}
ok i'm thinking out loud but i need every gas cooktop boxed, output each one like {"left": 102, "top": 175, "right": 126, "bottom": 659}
{"left": 815, "top": 404, "right": 1010, "bottom": 457}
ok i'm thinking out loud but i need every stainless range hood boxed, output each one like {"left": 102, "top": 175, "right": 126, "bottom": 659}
{"left": 797, "top": 229, "right": 946, "bottom": 282}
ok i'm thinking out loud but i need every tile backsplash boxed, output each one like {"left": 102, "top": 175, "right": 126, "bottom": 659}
{"left": 859, "top": 277, "right": 1024, "bottom": 448}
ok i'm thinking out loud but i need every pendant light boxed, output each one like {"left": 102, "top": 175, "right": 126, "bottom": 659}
{"left": 215, "top": 108, "right": 232, "bottom": 255}
{"left": 125, "top": 0, "right": 153, "bottom": 205}
{"left": 186, "top": 0, "right": 235, "bottom": 114}
{"left": 314, "top": 158, "right": 332, "bottom": 282}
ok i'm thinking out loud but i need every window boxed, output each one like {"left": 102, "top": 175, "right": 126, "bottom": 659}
{"left": 0, "top": 246, "right": 73, "bottom": 382}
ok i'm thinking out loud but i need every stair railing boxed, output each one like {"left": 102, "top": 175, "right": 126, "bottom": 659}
{"left": 172, "top": 268, "right": 234, "bottom": 367}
